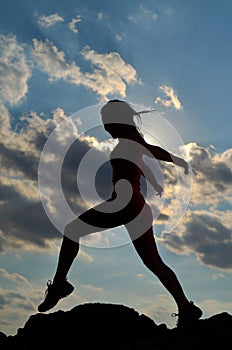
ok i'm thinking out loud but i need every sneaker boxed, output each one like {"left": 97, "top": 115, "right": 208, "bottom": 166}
{"left": 172, "top": 301, "right": 203, "bottom": 328}
{"left": 38, "top": 279, "right": 74, "bottom": 312}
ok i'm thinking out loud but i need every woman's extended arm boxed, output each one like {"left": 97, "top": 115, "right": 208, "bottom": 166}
{"left": 138, "top": 138, "right": 189, "bottom": 174}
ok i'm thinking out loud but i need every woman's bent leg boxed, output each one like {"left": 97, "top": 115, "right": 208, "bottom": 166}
{"left": 38, "top": 201, "right": 122, "bottom": 312}
{"left": 53, "top": 198, "right": 125, "bottom": 285}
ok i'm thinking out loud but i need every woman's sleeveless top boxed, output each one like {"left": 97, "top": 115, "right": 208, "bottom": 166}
{"left": 110, "top": 140, "right": 143, "bottom": 190}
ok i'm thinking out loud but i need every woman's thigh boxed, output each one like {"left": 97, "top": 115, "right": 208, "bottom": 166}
{"left": 129, "top": 227, "right": 159, "bottom": 256}
{"left": 125, "top": 201, "right": 153, "bottom": 242}
{"left": 64, "top": 198, "right": 131, "bottom": 241}
{"left": 64, "top": 193, "right": 150, "bottom": 242}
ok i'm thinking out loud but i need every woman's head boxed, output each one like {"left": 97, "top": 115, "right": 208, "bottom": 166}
{"left": 101, "top": 100, "right": 142, "bottom": 139}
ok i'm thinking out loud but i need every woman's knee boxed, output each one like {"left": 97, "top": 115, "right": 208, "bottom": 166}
{"left": 64, "top": 216, "right": 97, "bottom": 241}
{"left": 64, "top": 220, "right": 82, "bottom": 241}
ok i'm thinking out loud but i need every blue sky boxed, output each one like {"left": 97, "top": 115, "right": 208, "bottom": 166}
{"left": 0, "top": 0, "right": 232, "bottom": 335}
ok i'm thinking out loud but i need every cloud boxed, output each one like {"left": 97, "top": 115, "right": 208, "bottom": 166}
{"left": 212, "top": 272, "right": 227, "bottom": 281}
{"left": 0, "top": 106, "right": 112, "bottom": 253}
{"left": 0, "top": 279, "right": 86, "bottom": 335}
{"left": 0, "top": 104, "right": 11, "bottom": 133}
{"left": 81, "top": 47, "right": 139, "bottom": 99}
{"left": 78, "top": 250, "right": 94, "bottom": 262}
{"left": 37, "top": 13, "right": 82, "bottom": 33}
{"left": 0, "top": 108, "right": 68, "bottom": 252}
{"left": 37, "top": 13, "right": 64, "bottom": 27}
{"left": 0, "top": 269, "right": 31, "bottom": 285}
{"left": 141, "top": 294, "right": 176, "bottom": 328}
{"left": 68, "top": 15, "right": 82, "bottom": 33}
{"left": 32, "top": 38, "right": 83, "bottom": 82}
{"left": 186, "top": 142, "right": 232, "bottom": 205}
{"left": 136, "top": 273, "right": 145, "bottom": 278}
{"left": 155, "top": 85, "right": 183, "bottom": 110}
{"left": 198, "top": 299, "right": 232, "bottom": 318}
{"left": 97, "top": 12, "right": 104, "bottom": 21}
{"left": 155, "top": 142, "right": 232, "bottom": 270}
{"left": 81, "top": 284, "right": 104, "bottom": 293}
{"left": 160, "top": 210, "right": 232, "bottom": 270}
{"left": 0, "top": 295, "right": 7, "bottom": 309}
{"left": 1, "top": 100, "right": 231, "bottom": 270}
{"left": 115, "top": 33, "right": 124, "bottom": 42}
{"left": 0, "top": 34, "right": 31, "bottom": 105}
{"left": 128, "top": 4, "right": 158, "bottom": 25}
{"left": 32, "top": 39, "right": 139, "bottom": 100}
{"left": 0, "top": 284, "right": 43, "bottom": 334}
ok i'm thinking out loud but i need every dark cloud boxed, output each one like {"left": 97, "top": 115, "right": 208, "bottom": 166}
{"left": 0, "top": 110, "right": 113, "bottom": 253}
{"left": 5, "top": 291, "right": 25, "bottom": 300}
{"left": 157, "top": 213, "right": 169, "bottom": 222}
{"left": 0, "top": 295, "right": 7, "bottom": 309}
{"left": 0, "top": 143, "right": 38, "bottom": 181}
{"left": 15, "top": 302, "right": 34, "bottom": 311}
{"left": 161, "top": 212, "right": 232, "bottom": 270}
{"left": 0, "top": 183, "right": 60, "bottom": 249}
{"left": 62, "top": 138, "right": 113, "bottom": 209}
{"left": 189, "top": 143, "right": 232, "bottom": 189}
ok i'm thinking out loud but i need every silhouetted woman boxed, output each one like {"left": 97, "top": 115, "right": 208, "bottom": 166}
{"left": 38, "top": 100, "right": 202, "bottom": 327}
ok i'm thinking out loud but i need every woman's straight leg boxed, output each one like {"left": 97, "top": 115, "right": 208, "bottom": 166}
{"left": 127, "top": 227, "right": 190, "bottom": 311}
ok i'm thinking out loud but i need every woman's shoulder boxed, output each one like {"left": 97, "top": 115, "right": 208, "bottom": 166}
{"left": 110, "top": 137, "right": 145, "bottom": 160}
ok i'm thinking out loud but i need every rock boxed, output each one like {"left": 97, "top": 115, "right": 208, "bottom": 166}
{"left": 0, "top": 303, "right": 231, "bottom": 349}
{"left": 0, "top": 331, "right": 8, "bottom": 347}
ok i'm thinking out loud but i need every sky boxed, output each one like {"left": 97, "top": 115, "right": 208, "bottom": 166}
{"left": 0, "top": 0, "right": 232, "bottom": 335}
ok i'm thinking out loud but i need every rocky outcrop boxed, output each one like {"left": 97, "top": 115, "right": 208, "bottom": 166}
{"left": 1, "top": 303, "right": 232, "bottom": 349}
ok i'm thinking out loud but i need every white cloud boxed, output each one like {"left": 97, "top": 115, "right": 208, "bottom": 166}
{"left": 32, "top": 39, "right": 139, "bottom": 100}
{"left": 81, "top": 284, "right": 104, "bottom": 293}
{"left": 0, "top": 105, "right": 11, "bottom": 133}
{"left": 37, "top": 13, "right": 64, "bottom": 27}
{"left": 212, "top": 273, "right": 227, "bottom": 281}
{"left": 155, "top": 85, "right": 183, "bottom": 110}
{"left": 136, "top": 273, "right": 145, "bottom": 278}
{"left": 199, "top": 299, "right": 232, "bottom": 318}
{"left": 115, "top": 33, "right": 124, "bottom": 41}
{"left": 128, "top": 4, "right": 158, "bottom": 25}
{"left": 141, "top": 4, "right": 158, "bottom": 21}
{"left": 32, "top": 38, "right": 83, "bottom": 82}
{"left": 81, "top": 47, "right": 139, "bottom": 99}
{"left": 97, "top": 12, "right": 104, "bottom": 21}
{"left": 0, "top": 34, "right": 31, "bottom": 105}
{"left": 141, "top": 294, "right": 176, "bottom": 328}
{"left": 68, "top": 15, "right": 82, "bottom": 33}
{"left": 78, "top": 250, "right": 93, "bottom": 262}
